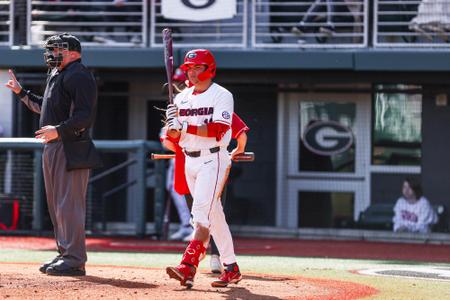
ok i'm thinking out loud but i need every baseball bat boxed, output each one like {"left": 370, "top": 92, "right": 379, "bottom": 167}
{"left": 162, "top": 28, "right": 174, "bottom": 104}
{"left": 151, "top": 152, "right": 255, "bottom": 162}
{"left": 161, "top": 28, "right": 174, "bottom": 240}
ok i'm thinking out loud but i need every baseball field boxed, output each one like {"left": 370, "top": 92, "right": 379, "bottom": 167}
{"left": 0, "top": 236, "right": 449, "bottom": 299}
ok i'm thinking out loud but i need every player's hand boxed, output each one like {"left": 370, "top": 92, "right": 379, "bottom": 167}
{"left": 35, "top": 125, "right": 59, "bottom": 144}
{"left": 5, "top": 69, "right": 23, "bottom": 94}
{"left": 167, "top": 117, "right": 182, "bottom": 131}
{"left": 165, "top": 104, "right": 178, "bottom": 120}
{"left": 230, "top": 147, "right": 244, "bottom": 161}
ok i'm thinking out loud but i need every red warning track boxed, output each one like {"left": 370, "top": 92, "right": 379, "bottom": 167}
{"left": 1, "top": 236, "right": 449, "bottom": 263}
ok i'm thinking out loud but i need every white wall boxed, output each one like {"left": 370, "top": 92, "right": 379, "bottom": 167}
{"left": 0, "top": 69, "right": 14, "bottom": 137}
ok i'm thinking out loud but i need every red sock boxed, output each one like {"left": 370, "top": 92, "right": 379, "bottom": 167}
{"left": 180, "top": 240, "right": 206, "bottom": 268}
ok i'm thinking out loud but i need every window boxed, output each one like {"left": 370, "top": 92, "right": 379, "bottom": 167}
{"left": 299, "top": 101, "right": 356, "bottom": 172}
{"left": 298, "top": 191, "right": 354, "bottom": 228}
{"left": 373, "top": 85, "right": 422, "bottom": 166}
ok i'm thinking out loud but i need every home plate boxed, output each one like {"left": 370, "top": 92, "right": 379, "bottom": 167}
{"left": 357, "top": 266, "right": 450, "bottom": 281}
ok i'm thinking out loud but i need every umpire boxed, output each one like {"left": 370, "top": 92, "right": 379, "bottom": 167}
{"left": 5, "top": 33, "right": 101, "bottom": 276}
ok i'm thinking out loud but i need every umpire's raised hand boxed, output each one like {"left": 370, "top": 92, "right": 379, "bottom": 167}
{"left": 4, "top": 69, "right": 22, "bottom": 94}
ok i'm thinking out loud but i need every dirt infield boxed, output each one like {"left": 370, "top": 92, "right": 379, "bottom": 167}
{"left": 0, "top": 263, "right": 377, "bottom": 300}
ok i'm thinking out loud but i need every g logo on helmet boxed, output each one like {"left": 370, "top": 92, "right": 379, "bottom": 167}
{"left": 182, "top": 0, "right": 216, "bottom": 9}
{"left": 303, "top": 121, "right": 354, "bottom": 156}
{"left": 187, "top": 52, "right": 197, "bottom": 59}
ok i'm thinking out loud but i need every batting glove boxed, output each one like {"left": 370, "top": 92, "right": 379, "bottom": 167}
{"left": 167, "top": 117, "right": 182, "bottom": 131}
{"left": 165, "top": 104, "right": 178, "bottom": 120}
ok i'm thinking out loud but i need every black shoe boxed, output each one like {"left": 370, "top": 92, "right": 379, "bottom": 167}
{"left": 46, "top": 261, "right": 86, "bottom": 276}
{"left": 39, "top": 256, "right": 62, "bottom": 274}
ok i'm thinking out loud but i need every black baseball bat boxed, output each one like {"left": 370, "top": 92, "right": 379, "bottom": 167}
{"left": 161, "top": 28, "right": 174, "bottom": 240}
{"left": 162, "top": 28, "right": 174, "bottom": 104}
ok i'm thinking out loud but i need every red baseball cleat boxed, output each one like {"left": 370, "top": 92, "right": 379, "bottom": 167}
{"left": 211, "top": 263, "right": 242, "bottom": 288}
{"left": 166, "top": 263, "right": 196, "bottom": 289}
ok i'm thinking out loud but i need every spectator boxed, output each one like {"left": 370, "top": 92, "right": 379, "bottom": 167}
{"left": 93, "top": 0, "right": 142, "bottom": 44}
{"left": 393, "top": 178, "right": 438, "bottom": 233}
{"left": 410, "top": 0, "right": 450, "bottom": 39}
{"left": 291, "top": 0, "right": 362, "bottom": 40}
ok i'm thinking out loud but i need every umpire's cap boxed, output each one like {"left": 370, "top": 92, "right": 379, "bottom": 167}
{"left": 44, "top": 33, "right": 82, "bottom": 53}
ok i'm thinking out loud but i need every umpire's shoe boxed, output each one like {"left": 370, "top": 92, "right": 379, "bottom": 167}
{"left": 39, "top": 256, "right": 62, "bottom": 274}
{"left": 211, "top": 263, "right": 242, "bottom": 288}
{"left": 46, "top": 260, "right": 86, "bottom": 276}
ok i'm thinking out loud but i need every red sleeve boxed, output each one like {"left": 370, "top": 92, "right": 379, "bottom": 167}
{"left": 186, "top": 122, "right": 230, "bottom": 141}
{"left": 231, "top": 113, "right": 250, "bottom": 139}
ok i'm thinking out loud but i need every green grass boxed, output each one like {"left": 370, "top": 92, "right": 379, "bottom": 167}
{"left": 1, "top": 249, "right": 449, "bottom": 299}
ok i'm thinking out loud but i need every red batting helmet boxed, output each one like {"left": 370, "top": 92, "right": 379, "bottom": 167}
{"left": 180, "top": 49, "right": 216, "bottom": 81}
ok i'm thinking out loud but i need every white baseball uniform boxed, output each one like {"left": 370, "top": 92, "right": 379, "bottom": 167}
{"left": 174, "top": 82, "right": 236, "bottom": 264}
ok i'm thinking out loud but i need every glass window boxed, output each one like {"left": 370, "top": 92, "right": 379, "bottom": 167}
{"left": 373, "top": 86, "right": 422, "bottom": 166}
{"left": 298, "top": 191, "right": 354, "bottom": 228}
{"left": 299, "top": 101, "right": 356, "bottom": 172}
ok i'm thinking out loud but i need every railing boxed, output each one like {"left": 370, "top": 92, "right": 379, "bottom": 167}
{"left": 150, "top": 0, "right": 248, "bottom": 48}
{"left": 0, "top": 1, "right": 446, "bottom": 49}
{"left": 374, "top": 0, "right": 450, "bottom": 47}
{"left": 253, "top": 0, "right": 369, "bottom": 48}
{"left": 27, "top": 0, "right": 147, "bottom": 47}
{"left": 0, "top": 138, "right": 166, "bottom": 237}
{"left": 0, "top": 0, "right": 13, "bottom": 46}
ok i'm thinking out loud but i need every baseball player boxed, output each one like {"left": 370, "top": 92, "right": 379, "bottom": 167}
{"left": 166, "top": 159, "right": 194, "bottom": 240}
{"left": 164, "top": 49, "right": 241, "bottom": 288}
{"left": 162, "top": 113, "right": 249, "bottom": 270}
{"left": 160, "top": 127, "right": 193, "bottom": 241}
{"left": 210, "top": 113, "right": 249, "bottom": 273}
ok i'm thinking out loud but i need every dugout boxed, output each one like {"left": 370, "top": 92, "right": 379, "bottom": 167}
{"left": 1, "top": 48, "right": 450, "bottom": 236}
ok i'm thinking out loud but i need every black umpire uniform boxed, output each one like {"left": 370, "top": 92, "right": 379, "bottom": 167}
{"left": 17, "top": 34, "right": 100, "bottom": 276}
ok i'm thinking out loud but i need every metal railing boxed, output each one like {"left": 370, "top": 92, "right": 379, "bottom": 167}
{"left": 0, "top": 0, "right": 13, "bottom": 46}
{"left": 252, "top": 0, "right": 368, "bottom": 48}
{"left": 27, "top": 0, "right": 147, "bottom": 47}
{"left": 2, "top": 1, "right": 447, "bottom": 49}
{"left": 0, "top": 138, "right": 166, "bottom": 237}
{"left": 374, "top": 0, "right": 450, "bottom": 47}
{"left": 150, "top": 0, "right": 248, "bottom": 48}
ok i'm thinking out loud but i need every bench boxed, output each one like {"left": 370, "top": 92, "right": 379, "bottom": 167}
{"left": 357, "top": 203, "right": 448, "bottom": 232}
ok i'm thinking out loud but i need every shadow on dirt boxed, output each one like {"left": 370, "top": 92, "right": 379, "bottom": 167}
{"left": 76, "top": 275, "right": 158, "bottom": 289}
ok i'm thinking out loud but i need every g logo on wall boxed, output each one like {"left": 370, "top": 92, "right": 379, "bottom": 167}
{"left": 303, "top": 121, "right": 354, "bottom": 156}
{"left": 161, "top": 0, "right": 236, "bottom": 22}
{"left": 182, "top": 0, "right": 216, "bottom": 9}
